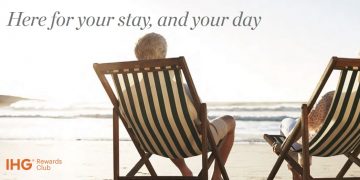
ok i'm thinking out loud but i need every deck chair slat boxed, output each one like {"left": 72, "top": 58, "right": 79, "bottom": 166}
{"left": 132, "top": 72, "right": 170, "bottom": 157}
{"left": 117, "top": 68, "right": 204, "bottom": 158}
{"left": 113, "top": 74, "right": 153, "bottom": 153}
{"left": 326, "top": 82, "right": 360, "bottom": 156}
{"left": 345, "top": 133, "right": 360, "bottom": 154}
{"left": 147, "top": 71, "right": 185, "bottom": 158}
{"left": 112, "top": 74, "right": 149, "bottom": 151}
{"left": 311, "top": 70, "right": 359, "bottom": 156}
{"left": 336, "top": 124, "right": 360, "bottom": 155}
{"left": 124, "top": 73, "right": 161, "bottom": 154}
{"left": 163, "top": 70, "right": 196, "bottom": 156}
{"left": 308, "top": 70, "right": 348, "bottom": 154}
{"left": 263, "top": 57, "right": 360, "bottom": 179}
{"left": 153, "top": 69, "right": 201, "bottom": 158}
{"left": 163, "top": 69, "right": 202, "bottom": 157}
{"left": 94, "top": 57, "right": 230, "bottom": 179}
{"left": 142, "top": 72, "right": 179, "bottom": 158}
{"left": 173, "top": 69, "right": 203, "bottom": 151}
{"left": 139, "top": 71, "right": 176, "bottom": 158}
{"left": 152, "top": 70, "right": 189, "bottom": 158}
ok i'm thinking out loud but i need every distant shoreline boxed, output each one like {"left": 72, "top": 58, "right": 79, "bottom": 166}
{"left": 0, "top": 95, "right": 305, "bottom": 108}
{"left": 207, "top": 101, "right": 304, "bottom": 106}
{"left": 0, "top": 95, "right": 27, "bottom": 107}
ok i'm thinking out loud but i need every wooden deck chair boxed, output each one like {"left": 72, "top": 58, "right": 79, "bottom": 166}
{"left": 264, "top": 57, "right": 360, "bottom": 180}
{"left": 94, "top": 56, "right": 229, "bottom": 180}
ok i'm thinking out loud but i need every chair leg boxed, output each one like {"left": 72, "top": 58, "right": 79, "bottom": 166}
{"left": 201, "top": 152, "right": 208, "bottom": 180}
{"left": 114, "top": 108, "right": 156, "bottom": 178}
{"left": 198, "top": 149, "right": 221, "bottom": 177}
{"left": 268, "top": 121, "right": 302, "bottom": 179}
{"left": 198, "top": 152, "right": 213, "bottom": 177}
{"left": 200, "top": 103, "right": 208, "bottom": 180}
{"left": 285, "top": 154, "right": 304, "bottom": 176}
{"left": 198, "top": 139, "right": 225, "bottom": 176}
{"left": 113, "top": 108, "right": 120, "bottom": 180}
{"left": 122, "top": 136, "right": 157, "bottom": 177}
{"left": 207, "top": 126, "right": 229, "bottom": 180}
{"left": 337, "top": 159, "right": 354, "bottom": 179}
{"left": 268, "top": 152, "right": 286, "bottom": 180}
{"left": 337, "top": 145, "right": 360, "bottom": 178}
{"left": 301, "top": 104, "right": 310, "bottom": 180}
{"left": 346, "top": 153, "right": 360, "bottom": 166}
{"left": 207, "top": 152, "right": 216, "bottom": 170}
{"left": 268, "top": 151, "right": 314, "bottom": 180}
{"left": 139, "top": 152, "right": 156, "bottom": 176}
{"left": 286, "top": 155, "right": 315, "bottom": 179}
{"left": 130, "top": 137, "right": 157, "bottom": 176}
{"left": 127, "top": 153, "right": 152, "bottom": 176}
{"left": 198, "top": 103, "right": 230, "bottom": 180}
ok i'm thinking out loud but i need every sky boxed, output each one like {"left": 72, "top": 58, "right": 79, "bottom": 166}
{"left": 0, "top": 0, "right": 359, "bottom": 103}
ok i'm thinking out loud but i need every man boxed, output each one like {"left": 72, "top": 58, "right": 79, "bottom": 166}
{"left": 134, "top": 32, "right": 236, "bottom": 180}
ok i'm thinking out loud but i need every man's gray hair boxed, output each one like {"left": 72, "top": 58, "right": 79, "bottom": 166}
{"left": 135, "top": 33, "right": 167, "bottom": 60}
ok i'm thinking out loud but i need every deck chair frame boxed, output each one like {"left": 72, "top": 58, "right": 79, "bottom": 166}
{"left": 94, "top": 56, "right": 229, "bottom": 180}
{"left": 264, "top": 57, "right": 360, "bottom": 180}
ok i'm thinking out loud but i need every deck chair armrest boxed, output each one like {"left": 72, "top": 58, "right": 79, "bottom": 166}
{"left": 279, "top": 121, "right": 302, "bottom": 150}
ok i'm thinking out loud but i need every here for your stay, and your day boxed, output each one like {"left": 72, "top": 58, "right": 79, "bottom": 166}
{"left": 7, "top": 11, "right": 262, "bottom": 30}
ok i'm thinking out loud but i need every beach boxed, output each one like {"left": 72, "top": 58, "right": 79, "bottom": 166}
{"left": 1, "top": 140, "right": 359, "bottom": 179}
{"left": 2, "top": 0, "right": 360, "bottom": 179}
{"left": 0, "top": 100, "right": 359, "bottom": 179}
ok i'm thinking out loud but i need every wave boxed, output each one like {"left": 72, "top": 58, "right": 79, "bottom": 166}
{"left": 1, "top": 100, "right": 299, "bottom": 122}
{"left": 9, "top": 100, "right": 300, "bottom": 112}
{"left": 208, "top": 106, "right": 300, "bottom": 112}
{"left": 0, "top": 114, "right": 112, "bottom": 119}
{"left": 0, "top": 137, "right": 128, "bottom": 141}
{"left": 208, "top": 115, "right": 293, "bottom": 121}
{"left": 0, "top": 114, "right": 293, "bottom": 122}
{"left": 9, "top": 100, "right": 112, "bottom": 110}
{"left": 0, "top": 137, "right": 265, "bottom": 143}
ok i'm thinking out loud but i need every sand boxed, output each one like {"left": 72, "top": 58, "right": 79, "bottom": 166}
{"left": 0, "top": 140, "right": 359, "bottom": 180}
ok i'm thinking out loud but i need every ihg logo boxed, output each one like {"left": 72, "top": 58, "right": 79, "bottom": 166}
{"left": 6, "top": 159, "right": 32, "bottom": 170}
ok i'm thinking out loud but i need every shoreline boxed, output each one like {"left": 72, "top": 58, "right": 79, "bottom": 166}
{"left": 0, "top": 138, "right": 268, "bottom": 144}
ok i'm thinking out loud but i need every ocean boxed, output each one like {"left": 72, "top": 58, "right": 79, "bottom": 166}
{"left": 0, "top": 100, "right": 303, "bottom": 143}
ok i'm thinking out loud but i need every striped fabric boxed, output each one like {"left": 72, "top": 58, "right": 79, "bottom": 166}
{"left": 268, "top": 69, "right": 360, "bottom": 157}
{"left": 111, "top": 67, "right": 203, "bottom": 159}
{"left": 309, "top": 69, "right": 360, "bottom": 156}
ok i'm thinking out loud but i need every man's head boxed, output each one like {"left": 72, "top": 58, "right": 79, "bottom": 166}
{"left": 135, "top": 33, "right": 167, "bottom": 60}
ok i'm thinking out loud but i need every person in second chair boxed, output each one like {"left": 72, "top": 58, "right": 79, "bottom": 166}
{"left": 280, "top": 53, "right": 360, "bottom": 180}
{"left": 279, "top": 92, "right": 334, "bottom": 180}
{"left": 134, "top": 32, "right": 236, "bottom": 180}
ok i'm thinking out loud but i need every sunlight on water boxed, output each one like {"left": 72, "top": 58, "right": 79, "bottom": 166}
{"left": 0, "top": 100, "right": 302, "bottom": 143}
